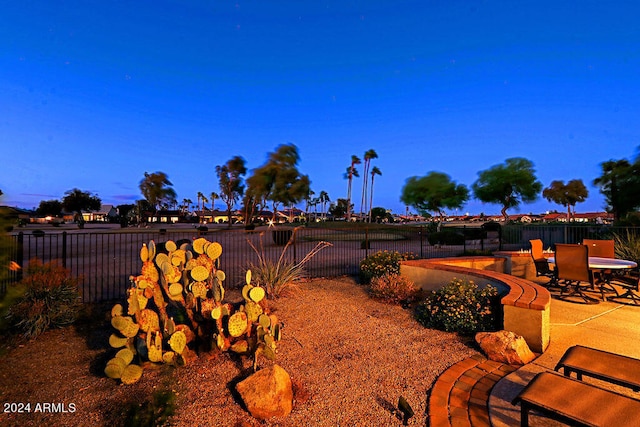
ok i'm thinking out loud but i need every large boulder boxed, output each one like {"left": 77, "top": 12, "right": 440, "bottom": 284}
{"left": 236, "top": 364, "right": 293, "bottom": 420}
{"left": 475, "top": 330, "right": 536, "bottom": 365}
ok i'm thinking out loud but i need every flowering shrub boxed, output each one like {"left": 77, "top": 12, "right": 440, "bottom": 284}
{"left": 415, "top": 278, "right": 500, "bottom": 335}
{"left": 359, "top": 250, "right": 418, "bottom": 284}
{"left": 7, "top": 259, "right": 82, "bottom": 338}
{"left": 369, "top": 273, "right": 419, "bottom": 305}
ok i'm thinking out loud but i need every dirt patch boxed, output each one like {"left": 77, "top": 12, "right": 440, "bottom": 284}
{"left": 0, "top": 277, "right": 479, "bottom": 426}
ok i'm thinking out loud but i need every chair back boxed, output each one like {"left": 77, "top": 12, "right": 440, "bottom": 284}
{"left": 583, "top": 239, "right": 615, "bottom": 258}
{"left": 555, "top": 243, "right": 592, "bottom": 283}
{"left": 530, "top": 239, "right": 544, "bottom": 260}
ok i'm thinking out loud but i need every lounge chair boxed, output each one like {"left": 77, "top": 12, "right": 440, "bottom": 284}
{"left": 554, "top": 244, "right": 599, "bottom": 304}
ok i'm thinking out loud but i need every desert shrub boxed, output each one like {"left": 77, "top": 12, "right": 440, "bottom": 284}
{"left": 614, "top": 230, "right": 640, "bottom": 265}
{"left": 123, "top": 389, "right": 177, "bottom": 427}
{"left": 427, "top": 231, "right": 464, "bottom": 246}
{"left": 415, "top": 278, "right": 499, "bottom": 335}
{"left": 359, "top": 250, "right": 418, "bottom": 284}
{"left": 6, "top": 259, "right": 82, "bottom": 338}
{"left": 369, "top": 273, "right": 419, "bottom": 305}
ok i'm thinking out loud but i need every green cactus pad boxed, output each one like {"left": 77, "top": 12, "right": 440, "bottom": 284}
{"left": 104, "top": 360, "right": 125, "bottom": 379}
{"left": 258, "top": 313, "right": 271, "bottom": 329}
{"left": 109, "top": 334, "right": 129, "bottom": 348}
{"left": 227, "top": 312, "right": 248, "bottom": 337}
{"left": 249, "top": 286, "right": 265, "bottom": 303}
{"left": 121, "top": 364, "right": 143, "bottom": 385}
{"left": 116, "top": 348, "right": 135, "bottom": 365}
{"left": 263, "top": 345, "right": 276, "bottom": 361}
{"left": 168, "top": 331, "right": 187, "bottom": 354}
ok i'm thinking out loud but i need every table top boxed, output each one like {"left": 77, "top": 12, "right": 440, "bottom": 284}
{"left": 548, "top": 256, "right": 638, "bottom": 270}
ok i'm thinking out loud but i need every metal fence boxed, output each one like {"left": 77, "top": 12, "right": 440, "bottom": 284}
{"left": 1, "top": 223, "right": 637, "bottom": 302}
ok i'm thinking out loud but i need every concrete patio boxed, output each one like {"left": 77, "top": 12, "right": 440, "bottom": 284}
{"left": 489, "top": 280, "right": 640, "bottom": 426}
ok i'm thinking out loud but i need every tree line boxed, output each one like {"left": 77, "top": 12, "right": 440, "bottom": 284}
{"left": 28, "top": 145, "right": 640, "bottom": 226}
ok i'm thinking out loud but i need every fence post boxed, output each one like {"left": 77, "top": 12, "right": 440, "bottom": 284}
{"left": 292, "top": 230, "right": 297, "bottom": 265}
{"left": 62, "top": 231, "right": 67, "bottom": 268}
{"left": 17, "top": 232, "right": 24, "bottom": 282}
{"left": 420, "top": 226, "right": 424, "bottom": 258}
{"left": 463, "top": 225, "right": 466, "bottom": 253}
{"left": 365, "top": 227, "right": 369, "bottom": 257}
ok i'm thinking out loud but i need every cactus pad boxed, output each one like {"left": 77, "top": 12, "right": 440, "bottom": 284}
{"left": 228, "top": 312, "right": 248, "bottom": 337}
{"left": 258, "top": 313, "right": 271, "bottom": 329}
{"left": 191, "top": 281, "right": 208, "bottom": 299}
{"left": 191, "top": 265, "right": 209, "bottom": 281}
{"left": 230, "top": 340, "right": 249, "bottom": 354}
{"left": 165, "top": 240, "right": 177, "bottom": 252}
{"left": 116, "top": 348, "right": 135, "bottom": 365}
{"left": 206, "top": 242, "right": 222, "bottom": 260}
{"left": 140, "top": 244, "right": 149, "bottom": 262}
{"left": 246, "top": 302, "right": 264, "bottom": 322}
{"left": 168, "top": 331, "right": 187, "bottom": 354}
{"left": 249, "top": 286, "right": 265, "bottom": 303}
{"left": 246, "top": 269, "right": 252, "bottom": 285}
{"left": 121, "top": 364, "right": 143, "bottom": 385}
{"left": 169, "top": 282, "right": 183, "bottom": 296}
{"left": 104, "top": 359, "right": 125, "bottom": 379}
{"left": 155, "top": 253, "right": 169, "bottom": 269}
{"left": 109, "top": 333, "right": 128, "bottom": 348}
{"left": 111, "top": 304, "right": 124, "bottom": 318}
{"left": 137, "top": 308, "right": 160, "bottom": 332}
{"left": 192, "top": 238, "right": 208, "bottom": 254}
{"left": 141, "top": 261, "right": 159, "bottom": 282}
{"left": 215, "top": 269, "right": 226, "bottom": 282}
{"left": 148, "top": 240, "right": 157, "bottom": 260}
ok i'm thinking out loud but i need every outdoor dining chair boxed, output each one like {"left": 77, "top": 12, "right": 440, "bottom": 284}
{"left": 583, "top": 238, "right": 616, "bottom": 287}
{"left": 554, "top": 243, "right": 599, "bottom": 304}
{"left": 529, "top": 239, "right": 556, "bottom": 287}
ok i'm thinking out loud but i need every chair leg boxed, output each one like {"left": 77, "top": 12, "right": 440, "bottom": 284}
{"left": 560, "top": 280, "right": 600, "bottom": 304}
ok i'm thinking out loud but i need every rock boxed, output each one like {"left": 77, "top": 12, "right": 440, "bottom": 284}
{"left": 236, "top": 364, "right": 293, "bottom": 420}
{"left": 475, "top": 330, "right": 536, "bottom": 365}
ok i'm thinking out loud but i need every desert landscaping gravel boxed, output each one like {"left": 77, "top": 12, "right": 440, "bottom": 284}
{"left": 0, "top": 277, "right": 479, "bottom": 426}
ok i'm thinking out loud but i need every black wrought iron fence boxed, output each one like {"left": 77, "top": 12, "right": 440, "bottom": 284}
{"left": 2, "top": 223, "right": 637, "bottom": 302}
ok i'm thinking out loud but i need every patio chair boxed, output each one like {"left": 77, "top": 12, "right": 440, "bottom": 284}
{"left": 583, "top": 238, "right": 618, "bottom": 293}
{"left": 554, "top": 243, "right": 599, "bottom": 304}
{"left": 610, "top": 269, "right": 640, "bottom": 305}
{"left": 529, "top": 239, "right": 556, "bottom": 287}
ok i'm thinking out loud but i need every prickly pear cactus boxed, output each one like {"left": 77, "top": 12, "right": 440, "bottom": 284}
{"left": 105, "top": 237, "right": 283, "bottom": 385}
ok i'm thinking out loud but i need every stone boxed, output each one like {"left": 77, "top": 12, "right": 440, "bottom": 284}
{"left": 236, "top": 364, "right": 293, "bottom": 420}
{"left": 475, "top": 330, "right": 536, "bottom": 365}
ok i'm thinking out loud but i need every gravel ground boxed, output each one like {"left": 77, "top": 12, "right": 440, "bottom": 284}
{"left": 0, "top": 277, "right": 480, "bottom": 427}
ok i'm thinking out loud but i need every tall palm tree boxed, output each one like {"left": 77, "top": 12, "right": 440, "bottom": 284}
{"left": 318, "top": 190, "right": 330, "bottom": 219}
{"left": 345, "top": 155, "right": 361, "bottom": 220}
{"left": 360, "top": 149, "right": 378, "bottom": 217}
{"left": 368, "top": 166, "right": 382, "bottom": 222}
{"left": 210, "top": 192, "right": 219, "bottom": 211}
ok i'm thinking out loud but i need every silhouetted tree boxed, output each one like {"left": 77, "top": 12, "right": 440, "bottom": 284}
{"left": 472, "top": 158, "right": 542, "bottom": 221}
{"left": 139, "top": 172, "right": 176, "bottom": 212}
{"left": 401, "top": 172, "right": 469, "bottom": 225}
{"left": 543, "top": 179, "right": 589, "bottom": 222}
{"left": 216, "top": 156, "right": 247, "bottom": 228}
{"left": 62, "top": 188, "right": 101, "bottom": 226}
{"left": 593, "top": 157, "right": 640, "bottom": 221}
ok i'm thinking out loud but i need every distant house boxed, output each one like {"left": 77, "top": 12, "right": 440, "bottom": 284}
{"left": 82, "top": 204, "right": 118, "bottom": 222}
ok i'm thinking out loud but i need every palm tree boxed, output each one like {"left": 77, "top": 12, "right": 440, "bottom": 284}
{"left": 368, "top": 166, "right": 382, "bottom": 222}
{"left": 345, "top": 155, "right": 361, "bottom": 220}
{"left": 210, "top": 192, "right": 219, "bottom": 211}
{"left": 360, "top": 149, "right": 378, "bottom": 217}
{"left": 318, "top": 190, "right": 330, "bottom": 220}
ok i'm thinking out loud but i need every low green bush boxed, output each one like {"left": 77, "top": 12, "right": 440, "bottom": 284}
{"left": 415, "top": 278, "right": 500, "bottom": 335}
{"left": 359, "top": 250, "right": 418, "bottom": 284}
{"left": 368, "top": 273, "right": 419, "bottom": 305}
{"left": 6, "top": 259, "right": 82, "bottom": 338}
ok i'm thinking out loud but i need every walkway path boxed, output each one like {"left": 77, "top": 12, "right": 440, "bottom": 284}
{"left": 428, "top": 283, "right": 640, "bottom": 426}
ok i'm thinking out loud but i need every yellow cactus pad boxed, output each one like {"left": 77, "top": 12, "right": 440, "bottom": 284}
{"left": 211, "top": 305, "right": 222, "bottom": 320}
{"left": 109, "top": 334, "right": 128, "bottom": 348}
{"left": 242, "top": 284, "right": 253, "bottom": 301}
{"left": 155, "top": 253, "right": 169, "bottom": 268}
{"left": 137, "top": 308, "right": 160, "bottom": 332}
{"left": 162, "top": 351, "right": 176, "bottom": 364}
{"left": 116, "top": 348, "right": 135, "bottom": 365}
{"left": 249, "top": 286, "right": 266, "bottom": 303}
{"left": 169, "top": 283, "right": 183, "bottom": 296}
{"left": 165, "top": 240, "right": 177, "bottom": 252}
{"left": 206, "top": 242, "right": 223, "bottom": 260}
{"left": 168, "top": 331, "right": 187, "bottom": 354}
{"left": 141, "top": 261, "right": 159, "bottom": 282}
{"left": 230, "top": 340, "right": 249, "bottom": 354}
{"left": 246, "top": 270, "right": 252, "bottom": 285}
{"left": 121, "top": 364, "right": 143, "bottom": 385}
{"left": 192, "top": 238, "right": 208, "bottom": 254}
{"left": 191, "top": 281, "right": 208, "bottom": 299}
{"left": 191, "top": 265, "right": 209, "bottom": 282}
{"left": 140, "top": 244, "right": 149, "bottom": 262}
{"left": 104, "top": 359, "right": 125, "bottom": 379}
{"left": 228, "top": 312, "right": 248, "bottom": 337}
{"left": 148, "top": 240, "right": 157, "bottom": 260}
{"left": 111, "top": 304, "right": 124, "bottom": 318}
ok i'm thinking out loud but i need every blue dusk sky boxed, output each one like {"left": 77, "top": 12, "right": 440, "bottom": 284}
{"left": 1, "top": 1, "right": 639, "bottom": 216}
